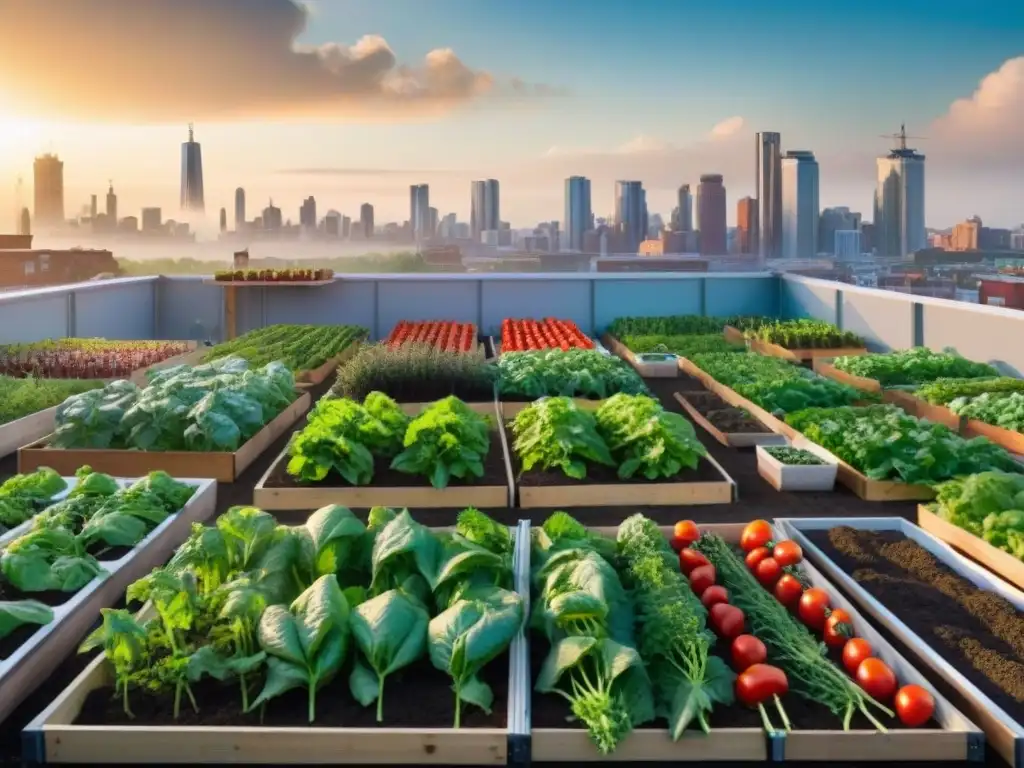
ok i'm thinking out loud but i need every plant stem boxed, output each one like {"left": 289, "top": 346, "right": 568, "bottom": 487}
{"left": 173, "top": 682, "right": 182, "bottom": 720}
{"left": 774, "top": 695, "right": 792, "bottom": 731}
{"left": 758, "top": 703, "right": 776, "bottom": 736}
{"left": 240, "top": 673, "right": 249, "bottom": 713}
{"left": 121, "top": 680, "right": 134, "bottom": 720}
{"left": 308, "top": 684, "right": 316, "bottom": 723}
{"left": 454, "top": 688, "right": 462, "bottom": 729}
{"left": 376, "top": 678, "right": 385, "bottom": 723}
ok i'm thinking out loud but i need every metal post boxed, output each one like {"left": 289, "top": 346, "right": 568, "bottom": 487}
{"left": 913, "top": 302, "right": 924, "bottom": 347}
{"left": 65, "top": 291, "right": 76, "bottom": 337}
{"left": 372, "top": 280, "right": 380, "bottom": 341}
{"left": 835, "top": 289, "right": 844, "bottom": 329}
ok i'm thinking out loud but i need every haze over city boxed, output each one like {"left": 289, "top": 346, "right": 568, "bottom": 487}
{"left": 0, "top": 0, "right": 1021, "bottom": 243}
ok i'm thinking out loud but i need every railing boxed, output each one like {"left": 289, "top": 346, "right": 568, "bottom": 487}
{"left": 0, "top": 272, "right": 1021, "bottom": 375}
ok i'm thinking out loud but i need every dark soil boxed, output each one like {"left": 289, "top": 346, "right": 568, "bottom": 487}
{"left": 263, "top": 429, "right": 510, "bottom": 489}
{"left": 0, "top": 623, "right": 45, "bottom": 661}
{"left": 86, "top": 543, "right": 134, "bottom": 561}
{"left": 341, "top": 380, "right": 497, "bottom": 405}
{"left": 75, "top": 655, "right": 509, "bottom": 729}
{"left": 0, "top": 579, "right": 75, "bottom": 609}
{"left": 679, "top": 391, "right": 767, "bottom": 434}
{"left": 807, "top": 526, "right": 1024, "bottom": 724}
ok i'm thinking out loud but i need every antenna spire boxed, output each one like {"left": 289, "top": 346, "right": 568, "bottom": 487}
{"left": 188, "top": 123, "right": 194, "bottom": 142}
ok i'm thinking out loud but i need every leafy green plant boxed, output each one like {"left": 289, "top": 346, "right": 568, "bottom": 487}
{"left": 949, "top": 391, "right": 1024, "bottom": 433}
{"left": 498, "top": 349, "right": 648, "bottom": 400}
{"left": 391, "top": 397, "right": 491, "bottom": 489}
{"left": 623, "top": 333, "right": 744, "bottom": 357}
{"left": 832, "top": 348, "right": 999, "bottom": 386}
{"left": 202, "top": 324, "right": 367, "bottom": 376}
{"left": 931, "top": 471, "right": 1024, "bottom": 560}
{"left": 607, "top": 315, "right": 764, "bottom": 337}
{"left": 0, "top": 599, "right": 54, "bottom": 640}
{"left": 747, "top": 319, "right": 863, "bottom": 349}
{"left": 595, "top": 394, "right": 707, "bottom": 479}
{"left": 0, "top": 467, "right": 67, "bottom": 529}
{"left": 512, "top": 397, "right": 614, "bottom": 479}
{"left": 763, "top": 447, "right": 823, "bottom": 466}
{"left": 915, "top": 376, "right": 1024, "bottom": 405}
{"left": 0, "top": 376, "right": 105, "bottom": 427}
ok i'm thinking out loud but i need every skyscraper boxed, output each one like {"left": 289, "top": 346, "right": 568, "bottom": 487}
{"left": 755, "top": 132, "right": 783, "bottom": 259}
{"left": 106, "top": 181, "right": 117, "bottom": 223}
{"left": 219, "top": 208, "right": 227, "bottom": 233}
{"left": 300, "top": 196, "right": 317, "bottom": 230}
{"left": 819, "top": 207, "right": 861, "bottom": 255}
{"left": 180, "top": 124, "right": 205, "bottom": 213}
{"left": 676, "top": 184, "right": 693, "bottom": 231}
{"left": 410, "top": 184, "right": 430, "bottom": 238}
{"left": 470, "top": 179, "right": 500, "bottom": 240}
{"left": 235, "top": 187, "right": 245, "bottom": 231}
{"left": 33, "top": 153, "right": 64, "bottom": 228}
{"left": 615, "top": 180, "right": 646, "bottom": 253}
{"left": 90, "top": 195, "right": 97, "bottom": 221}
{"left": 427, "top": 207, "right": 439, "bottom": 237}
{"left": 697, "top": 175, "right": 727, "bottom": 256}
{"left": 874, "top": 127, "right": 926, "bottom": 258}
{"left": 737, "top": 197, "right": 758, "bottom": 254}
{"left": 564, "top": 176, "right": 592, "bottom": 251}
{"left": 781, "top": 151, "right": 820, "bottom": 259}
{"left": 360, "top": 203, "right": 375, "bottom": 239}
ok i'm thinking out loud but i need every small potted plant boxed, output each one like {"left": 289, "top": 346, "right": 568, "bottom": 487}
{"left": 632, "top": 342, "right": 678, "bottom": 378}
{"left": 756, "top": 441, "right": 838, "bottom": 492}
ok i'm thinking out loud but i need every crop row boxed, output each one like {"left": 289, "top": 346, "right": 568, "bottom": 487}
{"left": 202, "top": 324, "right": 367, "bottom": 377}
{"left": 607, "top": 315, "right": 861, "bottom": 351}
{"left": 0, "top": 339, "right": 192, "bottom": 379}
{"left": 212, "top": 268, "right": 334, "bottom": 282}
{"left": 385, "top": 320, "right": 478, "bottom": 353}
{"left": 500, "top": 318, "right": 593, "bottom": 351}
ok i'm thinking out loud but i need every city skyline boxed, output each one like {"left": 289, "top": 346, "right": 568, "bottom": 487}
{"left": 0, "top": 1, "right": 1020, "bottom": 230}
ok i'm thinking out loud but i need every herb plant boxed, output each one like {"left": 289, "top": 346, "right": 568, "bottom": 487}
{"left": 595, "top": 394, "right": 707, "bottom": 479}
{"left": 763, "top": 447, "right": 823, "bottom": 466}
{"left": 498, "top": 349, "right": 648, "bottom": 400}
{"left": 391, "top": 397, "right": 491, "bottom": 489}
{"left": 203, "top": 324, "right": 367, "bottom": 376}
{"left": 622, "top": 333, "right": 744, "bottom": 357}
{"left": 931, "top": 471, "right": 1024, "bottom": 560}
{"left": 0, "top": 376, "right": 104, "bottom": 426}
{"left": 0, "top": 599, "right": 54, "bottom": 640}
{"left": 0, "top": 467, "right": 67, "bottom": 530}
{"left": 607, "top": 315, "right": 764, "bottom": 337}
{"left": 512, "top": 397, "right": 614, "bottom": 479}
{"left": 832, "top": 348, "right": 999, "bottom": 386}
{"left": 746, "top": 319, "right": 863, "bottom": 349}
{"left": 949, "top": 391, "right": 1024, "bottom": 433}
{"left": 915, "top": 376, "right": 1024, "bottom": 405}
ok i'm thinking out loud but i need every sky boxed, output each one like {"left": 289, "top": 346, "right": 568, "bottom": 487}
{"left": 0, "top": 0, "right": 1021, "bottom": 235}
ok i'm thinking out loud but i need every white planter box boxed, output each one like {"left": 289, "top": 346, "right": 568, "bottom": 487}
{"left": 756, "top": 441, "right": 838, "bottom": 492}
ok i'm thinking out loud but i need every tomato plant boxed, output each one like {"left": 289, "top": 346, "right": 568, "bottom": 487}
{"left": 745, "top": 546, "right": 771, "bottom": 571}
{"left": 856, "top": 658, "right": 897, "bottom": 701}
{"left": 386, "top": 321, "right": 478, "bottom": 354}
{"left": 736, "top": 663, "right": 789, "bottom": 706}
{"left": 842, "top": 638, "right": 873, "bottom": 676}
{"left": 754, "top": 557, "right": 782, "bottom": 587}
{"left": 689, "top": 564, "right": 717, "bottom": 596}
{"left": 773, "top": 573, "right": 804, "bottom": 607}
{"left": 797, "top": 588, "right": 831, "bottom": 630}
{"left": 823, "top": 609, "right": 853, "bottom": 648}
{"left": 740, "top": 520, "right": 772, "bottom": 552}
{"left": 672, "top": 520, "right": 700, "bottom": 549}
{"left": 731, "top": 635, "right": 767, "bottom": 671}
{"left": 679, "top": 548, "right": 709, "bottom": 575}
{"left": 700, "top": 585, "right": 729, "bottom": 608}
{"left": 772, "top": 540, "right": 803, "bottom": 567}
{"left": 501, "top": 318, "right": 594, "bottom": 351}
{"left": 895, "top": 685, "right": 935, "bottom": 727}
{"left": 709, "top": 603, "right": 745, "bottom": 639}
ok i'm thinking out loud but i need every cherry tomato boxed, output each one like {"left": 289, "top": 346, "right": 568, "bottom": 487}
{"left": 842, "top": 638, "right": 874, "bottom": 676}
{"left": 731, "top": 635, "right": 767, "bottom": 671}
{"left": 672, "top": 520, "right": 700, "bottom": 550}
{"left": 689, "top": 564, "right": 717, "bottom": 596}
{"left": 798, "top": 588, "right": 831, "bottom": 630}
{"left": 824, "top": 610, "right": 854, "bottom": 648}
{"left": 745, "top": 546, "right": 772, "bottom": 571}
{"left": 710, "top": 603, "right": 745, "bottom": 639}
{"left": 772, "top": 540, "right": 803, "bottom": 567}
{"left": 736, "top": 664, "right": 789, "bottom": 706}
{"left": 895, "top": 685, "right": 935, "bottom": 727}
{"left": 679, "top": 548, "right": 709, "bottom": 576}
{"left": 754, "top": 557, "right": 782, "bottom": 588}
{"left": 856, "top": 658, "right": 897, "bottom": 701}
{"left": 740, "top": 520, "right": 773, "bottom": 553}
{"left": 773, "top": 573, "right": 804, "bottom": 607}
{"left": 700, "top": 585, "right": 729, "bottom": 608}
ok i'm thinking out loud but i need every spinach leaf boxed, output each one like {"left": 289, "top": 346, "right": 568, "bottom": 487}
{"left": 390, "top": 397, "right": 491, "bottom": 489}
{"left": 0, "top": 599, "right": 53, "bottom": 639}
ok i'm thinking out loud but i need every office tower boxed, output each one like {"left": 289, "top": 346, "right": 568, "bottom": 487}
{"left": 106, "top": 181, "right": 117, "bottom": 222}
{"left": 615, "top": 180, "right": 646, "bottom": 253}
{"left": 696, "top": 174, "right": 727, "bottom": 256}
{"left": 180, "top": 124, "right": 205, "bottom": 213}
{"left": 874, "top": 126, "right": 926, "bottom": 257}
{"left": 755, "top": 132, "right": 783, "bottom": 259}
{"left": 300, "top": 196, "right": 317, "bottom": 230}
{"left": 819, "top": 207, "right": 862, "bottom": 254}
{"left": 410, "top": 184, "right": 430, "bottom": 238}
{"left": 834, "top": 230, "right": 862, "bottom": 258}
{"left": 676, "top": 184, "right": 693, "bottom": 231}
{"left": 235, "top": 188, "right": 245, "bottom": 230}
{"left": 427, "top": 207, "right": 438, "bottom": 237}
{"left": 90, "top": 195, "right": 97, "bottom": 220}
{"left": 325, "top": 211, "right": 341, "bottom": 237}
{"left": 18, "top": 208, "right": 30, "bottom": 236}
{"left": 33, "top": 153, "right": 64, "bottom": 228}
{"left": 470, "top": 179, "right": 500, "bottom": 240}
{"left": 262, "top": 200, "right": 282, "bottom": 230}
{"left": 781, "top": 150, "right": 820, "bottom": 259}
{"left": 360, "top": 203, "right": 374, "bottom": 239}
{"left": 341, "top": 215, "right": 351, "bottom": 238}
{"left": 141, "top": 207, "right": 162, "bottom": 233}
{"left": 564, "top": 176, "right": 592, "bottom": 251}
{"left": 219, "top": 208, "right": 227, "bottom": 233}
{"left": 736, "top": 197, "right": 758, "bottom": 254}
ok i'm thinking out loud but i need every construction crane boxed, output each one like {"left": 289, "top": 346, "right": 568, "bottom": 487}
{"left": 880, "top": 123, "right": 926, "bottom": 151}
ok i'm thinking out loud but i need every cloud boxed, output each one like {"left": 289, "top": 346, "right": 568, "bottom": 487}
{"left": 275, "top": 168, "right": 465, "bottom": 177}
{"left": 709, "top": 116, "right": 745, "bottom": 139}
{"left": 0, "top": 0, "right": 558, "bottom": 121}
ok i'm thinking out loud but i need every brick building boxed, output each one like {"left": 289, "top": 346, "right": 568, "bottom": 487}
{"left": 0, "top": 235, "right": 119, "bottom": 288}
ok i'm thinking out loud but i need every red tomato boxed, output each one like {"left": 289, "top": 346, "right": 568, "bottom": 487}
{"left": 709, "top": 603, "right": 745, "bottom": 639}
{"left": 895, "top": 685, "right": 935, "bottom": 727}
{"left": 731, "top": 635, "right": 767, "bottom": 671}
{"left": 798, "top": 588, "right": 831, "bottom": 630}
{"left": 773, "top": 574, "right": 804, "bottom": 607}
{"left": 823, "top": 609, "right": 853, "bottom": 648}
{"left": 856, "top": 658, "right": 897, "bottom": 701}
{"left": 700, "top": 585, "right": 729, "bottom": 608}
{"left": 755, "top": 557, "right": 782, "bottom": 588}
{"left": 842, "top": 638, "right": 874, "bottom": 676}
{"left": 740, "top": 520, "right": 773, "bottom": 552}
{"left": 672, "top": 520, "right": 700, "bottom": 548}
{"left": 736, "top": 664, "right": 789, "bottom": 706}
{"left": 772, "top": 540, "right": 803, "bottom": 567}
{"left": 688, "top": 565, "right": 717, "bottom": 596}
{"left": 679, "top": 548, "right": 710, "bottom": 575}
{"left": 745, "top": 546, "right": 772, "bottom": 571}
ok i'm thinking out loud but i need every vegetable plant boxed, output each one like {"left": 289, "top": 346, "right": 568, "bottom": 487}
{"left": 0, "top": 467, "right": 67, "bottom": 530}
{"left": 498, "top": 349, "right": 648, "bottom": 400}
{"left": 501, "top": 318, "right": 594, "bottom": 351}
{"left": 949, "top": 391, "right": 1024, "bottom": 433}
{"left": 746, "top": 319, "right": 863, "bottom": 350}
{"left": 915, "top": 376, "right": 1024, "bottom": 405}
{"left": 607, "top": 315, "right": 764, "bottom": 337}
{"left": 0, "top": 376, "right": 104, "bottom": 426}
{"left": 595, "top": 394, "right": 707, "bottom": 479}
{"left": 388, "top": 321, "right": 478, "bottom": 353}
{"left": 0, "top": 599, "right": 54, "bottom": 640}
{"left": 832, "top": 348, "right": 999, "bottom": 386}
{"left": 763, "top": 447, "right": 823, "bottom": 466}
{"left": 202, "top": 324, "right": 366, "bottom": 375}
{"left": 930, "top": 471, "right": 1024, "bottom": 560}
{"left": 0, "top": 339, "right": 190, "bottom": 380}
{"left": 622, "top": 333, "right": 744, "bottom": 357}
{"left": 512, "top": 397, "right": 614, "bottom": 479}
{"left": 391, "top": 397, "right": 491, "bottom": 489}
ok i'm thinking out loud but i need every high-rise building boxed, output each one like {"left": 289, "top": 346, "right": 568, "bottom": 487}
{"left": 874, "top": 127, "right": 926, "bottom": 258}
{"left": 219, "top": 208, "right": 227, "bottom": 233}
{"left": 951, "top": 216, "right": 983, "bottom": 251}
{"left": 781, "top": 150, "right": 820, "bottom": 259}
{"left": 325, "top": 211, "right": 341, "bottom": 237}
{"left": 470, "top": 179, "right": 500, "bottom": 240}
{"left": 106, "top": 181, "right": 117, "bottom": 223}
{"left": 262, "top": 200, "right": 282, "bottom": 230}
{"left": 427, "top": 207, "right": 438, "bottom": 238}
{"left": 90, "top": 195, "right": 98, "bottom": 221}
{"left": 696, "top": 175, "right": 727, "bottom": 256}
{"left": 834, "top": 230, "right": 862, "bottom": 259}
{"left": 33, "top": 153, "right": 64, "bottom": 228}
{"left": 141, "top": 207, "right": 162, "bottom": 233}
{"left": 300, "top": 196, "right": 317, "bottom": 230}
{"left": 737, "top": 197, "right": 758, "bottom": 254}
{"left": 234, "top": 188, "right": 245, "bottom": 231}
{"left": 410, "top": 184, "right": 430, "bottom": 238}
{"left": 755, "top": 132, "right": 783, "bottom": 259}
{"left": 341, "top": 215, "right": 351, "bottom": 238}
{"left": 819, "top": 207, "right": 862, "bottom": 254}
{"left": 615, "top": 180, "right": 646, "bottom": 253}
{"left": 180, "top": 124, "right": 205, "bottom": 213}
{"left": 564, "top": 176, "right": 592, "bottom": 251}
{"left": 676, "top": 184, "right": 693, "bottom": 231}
{"left": 360, "top": 203, "right": 375, "bottom": 239}
{"left": 18, "top": 208, "right": 30, "bottom": 236}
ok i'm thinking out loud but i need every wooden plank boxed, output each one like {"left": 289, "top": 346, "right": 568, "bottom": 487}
{"left": 883, "top": 390, "right": 963, "bottom": 430}
{"left": 812, "top": 360, "right": 882, "bottom": 393}
{"left": 673, "top": 392, "right": 786, "bottom": 448}
{"left": 531, "top": 728, "right": 766, "bottom": 762}
{"left": 0, "top": 404, "right": 58, "bottom": 459}
{"left": 0, "top": 480, "right": 217, "bottom": 726}
{"left": 600, "top": 334, "right": 678, "bottom": 378}
{"left": 783, "top": 730, "right": 972, "bottom": 762}
{"left": 749, "top": 338, "right": 868, "bottom": 362}
{"left": 722, "top": 325, "right": 745, "bottom": 345}
{"left": 918, "top": 505, "right": 1024, "bottom": 592}
{"left": 18, "top": 392, "right": 310, "bottom": 483}
{"left": 963, "top": 418, "right": 1024, "bottom": 454}
{"left": 224, "top": 284, "right": 237, "bottom": 340}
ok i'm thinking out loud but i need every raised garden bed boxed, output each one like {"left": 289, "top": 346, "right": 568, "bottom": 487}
{"left": 673, "top": 391, "right": 786, "bottom": 448}
{"left": 23, "top": 515, "right": 530, "bottom": 766}
{"left": 813, "top": 359, "right": 883, "bottom": 394}
{"left": 917, "top": 504, "right": 1024, "bottom": 592}
{"left": 0, "top": 477, "right": 217, "bottom": 726}
{"left": 778, "top": 517, "right": 1024, "bottom": 767}
{"left": 600, "top": 334, "right": 678, "bottom": 378}
{"left": 498, "top": 318, "right": 594, "bottom": 353}
{"left": 756, "top": 442, "right": 838, "bottom": 492}
{"left": 741, "top": 319, "right": 868, "bottom": 363}
{"left": 723, "top": 324, "right": 746, "bottom": 345}
{"left": 0, "top": 339, "right": 198, "bottom": 381}
{"left": 962, "top": 417, "right": 1024, "bottom": 456}
{"left": 385, "top": 321, "right": 485, "bottom": 357}
{"left": 19, "top": 392, "right": 310, "bottom": 483}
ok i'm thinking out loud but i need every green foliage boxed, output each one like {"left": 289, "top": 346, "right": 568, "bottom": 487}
{"left": 390, "top": 398, "right": 491, "bottom": 489}
{"left": 691, "top": 352, "right": 862, "bottom": 413}
{"left": 784, "top": 405, "right": 1024, "bottom": 484}
{"left": 746, "top": 319, "right": 863, "bottom": 349}
{"left": 832, "top": 348, "right": 999, "bottom": 386}
{"left": 0, "top": 467, "right": 67, "bottom": 529}
{"left": 0, "top": 599, "right": 53, "bottom": 640}
{"left": 931, "top": 471, "right": 1024, "bottom": 561}
{"left": 949, "top": 391, "right": 1024, "bottom": 432}
{"left": 202, "top": 324, "right": 367, "bottom": 375}
{"left": 512, "top": 397, "right": 614, "bottom": 479}
{"left": 607, "top": 315, "right": 764, "bottom": 337}
{"left": 622, "top": 333, "right": 744, "bottom": 357}
{"left": 915, "top": 376, "right": 1024, "bottom": 405}
{"left": 595, "top": 394, "right": 707, "bottom": 479}
{"left": 763, "top": 447, "right": 823, "bottom": 466}
{"left": 51, "top": 356, "right": 297, "bottom": 451}
{"left": 498, "top": 349, "right": 648, "bottom": 399}
{"left": 0, "top": 376, "right": 104, "bottom": 426}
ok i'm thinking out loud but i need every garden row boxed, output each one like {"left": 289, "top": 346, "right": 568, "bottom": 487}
{"left": 18, "top": 511, "right": 1013, "bottom": 765}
